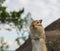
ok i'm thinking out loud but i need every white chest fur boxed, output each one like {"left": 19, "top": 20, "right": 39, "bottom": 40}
{"left": 32, "top": 39, "right": 44, "bottom": 51}
{"left": 32, "top": 40, "right": 42, "bottom": 51}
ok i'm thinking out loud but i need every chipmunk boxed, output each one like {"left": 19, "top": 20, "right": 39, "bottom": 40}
{"left": 30, "top": 19, "right": 46, "bottom": 40}
{"left": 30, "top": 19, "right": 47, "bottom": 51}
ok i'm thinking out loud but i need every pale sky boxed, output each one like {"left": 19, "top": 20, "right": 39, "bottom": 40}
{"left": 0, "top": 0, "right": 60, "bottom": 50}
{"left": 3, "top": 0, "right": 60, "bottom": 27}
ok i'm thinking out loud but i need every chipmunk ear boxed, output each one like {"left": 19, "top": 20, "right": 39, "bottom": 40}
{"left": 39, "top": 19, "right": 42, "bottom": 23}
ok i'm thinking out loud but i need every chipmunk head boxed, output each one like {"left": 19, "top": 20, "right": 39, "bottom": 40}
{"left": 30, "top": 19, "right": 42, "bottom": 29}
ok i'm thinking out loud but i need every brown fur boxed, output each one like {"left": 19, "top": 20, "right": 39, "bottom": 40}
{"left": 30, "top": 20, "right": 45, "bottom": 40}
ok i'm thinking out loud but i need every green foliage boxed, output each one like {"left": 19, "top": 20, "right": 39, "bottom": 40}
{"left": 0, "top": 0, "right": 5, "bottom": 4}
{"left": 0, "top": 37, "right": 9, "bottom": 51}
{"left": 0, "top": 0, "right": 32, "bottom": 47}
{"left": 10, "top": 8, "right": 25, "bottom": 30}
{"left": 0, "top": 5, "right": 6, "bottom": 11}
{"left": 0, "top": 4, "right": 26, "bottom": 31}
{"left": 15, "top": 37, "right": 21, "bottom": 45}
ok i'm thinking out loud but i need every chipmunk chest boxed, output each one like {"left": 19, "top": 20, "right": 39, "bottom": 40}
{"left": 31, "top": 29, "right": 41, "bottom": 36}
{"left": 32, "top": 28, "right": 42, "bottom": 34}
